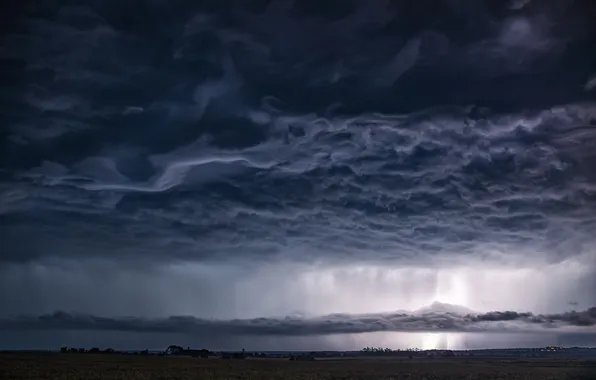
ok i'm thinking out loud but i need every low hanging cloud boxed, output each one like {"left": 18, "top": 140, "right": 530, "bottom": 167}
{"left": 2, "top": 304, "right": 595, "bottom": 337}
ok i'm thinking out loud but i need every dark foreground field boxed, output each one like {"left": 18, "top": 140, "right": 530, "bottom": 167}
{"left": 2, "top": 353, "right": 596, "bottom": 380}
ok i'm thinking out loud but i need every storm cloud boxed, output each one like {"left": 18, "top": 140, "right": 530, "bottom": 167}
{"left": 3, "top": 304, "right": 595, "bottom": 336}
{"left": 1, "top": 0, "right": 596, "bottom": 350}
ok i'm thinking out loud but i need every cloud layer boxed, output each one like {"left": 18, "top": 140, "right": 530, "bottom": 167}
{"left": 2, "top": 0, "right": 596, "bottom": 267}
{"left": 3, "top": 303, "right": 595, "bottom": 337}
{"left": 3, "top": 105, "right": 596, "bottom": 268}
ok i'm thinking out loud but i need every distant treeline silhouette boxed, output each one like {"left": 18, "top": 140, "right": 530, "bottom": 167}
{"left": 359, "top": 347, "right": 456, "bottom": 359}
{"left": 58, "top": 345, "right": 460, "bottom": 360}
{"left": 59, "top": 345, "right": 223, "bottom": 358}
{"left": 60, "top": 347, "right": 115, "bottom": 354}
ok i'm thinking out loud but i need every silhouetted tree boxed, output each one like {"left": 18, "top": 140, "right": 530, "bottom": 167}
{"left": 89, "top": 347, "right": 100, "bottom": 353}
{"left": 361, "top": 347, "right": 393, "bottom": 355}
{"left": 198, "top": 349, "right": 210, "bottom": 358}
{"left": 60, "top": 346, "right": 68, "bottom": 353}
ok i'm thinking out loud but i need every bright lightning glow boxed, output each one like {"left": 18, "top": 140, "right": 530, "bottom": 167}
{"left": 433, "top": 270, "right": 470, "bottom": 307}
{"left": 421, "top": 333, "right": 441, "bottom": 350}
{"left": 420, "top": 271, "right": 471, "bottom": 349}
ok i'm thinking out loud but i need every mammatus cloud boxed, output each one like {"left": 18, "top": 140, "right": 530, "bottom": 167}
{"left": 2, "top": 303, "right": 595, "bottom": 336}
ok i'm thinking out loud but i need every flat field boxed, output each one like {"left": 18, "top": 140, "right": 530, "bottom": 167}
{"left": 2, "top": 353, "right": 596, "bottom": 380}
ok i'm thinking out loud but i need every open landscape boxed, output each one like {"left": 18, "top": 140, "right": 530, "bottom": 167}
{"left": 2, "top": 352, "right": 596, "bottom": 380}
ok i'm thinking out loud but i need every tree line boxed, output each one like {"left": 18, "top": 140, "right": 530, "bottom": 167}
{"left": 60, "top": 347, "right": 116, "bottom": 354}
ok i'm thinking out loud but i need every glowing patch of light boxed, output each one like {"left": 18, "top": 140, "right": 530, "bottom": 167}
{"left": 421, "top": 333, "right": 441, "bottom": 350}
{"left": 420, "top": 271, "right": 471, "bottom": 350}
{"left": 433, "top": 271, "right": 470, "bottom": 307}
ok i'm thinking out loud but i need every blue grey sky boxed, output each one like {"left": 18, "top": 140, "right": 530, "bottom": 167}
{"left": 1, "top": 0, "right": 595, "bottom": 350}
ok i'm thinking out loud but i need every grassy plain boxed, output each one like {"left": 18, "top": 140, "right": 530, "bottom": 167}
{"left": 2, "top": 352, "right": 596, "bottom": 380}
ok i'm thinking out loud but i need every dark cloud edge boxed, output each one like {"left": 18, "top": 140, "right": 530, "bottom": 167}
{"left": 2, "top": 306, "right": 595, "bottom": 336}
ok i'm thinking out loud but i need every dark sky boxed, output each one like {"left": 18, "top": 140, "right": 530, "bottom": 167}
{"left": 1, "top": 0, "right": 595, "bottom": 351}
